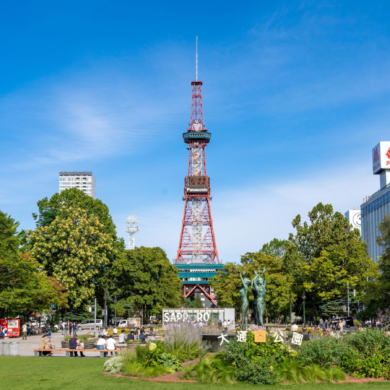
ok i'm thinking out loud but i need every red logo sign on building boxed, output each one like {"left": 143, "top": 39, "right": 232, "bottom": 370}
{"left": 386, "top": 148, "right": 390, "bottom": 160}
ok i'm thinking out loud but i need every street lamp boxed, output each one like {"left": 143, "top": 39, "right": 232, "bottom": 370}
{"left": 289, "top": 293, "right": 292, "bottom": 324}
{"left": 302, "top": 292, "right": 306, "bottom": 325}
{"left": 114, "top": 295, "right": 117, "bottom": 327}
{"left": 103, "top": 291, "right": 108, "bottom": 328}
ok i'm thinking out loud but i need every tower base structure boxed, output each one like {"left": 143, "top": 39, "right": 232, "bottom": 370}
{"left": 175, "top": 263, "right": 224, "bottom": 307}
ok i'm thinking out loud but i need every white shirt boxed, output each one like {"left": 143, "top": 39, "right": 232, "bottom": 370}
{"left": 97, "top": 338, "right": 106, "bottom": 346}
{"left": 22, "top": 324, "right": 27, "bottom": 332}
{"left": 113, "top": 328, "right": 118, "bottom": 334}
{"left": 106, "top": 338, "right": 117, "bottom": 350}
{"left": 102, "top": 329, "right": 108, "bottom": 336}
{"left": 118, "top": 333, "right": 126, "bottom": 343}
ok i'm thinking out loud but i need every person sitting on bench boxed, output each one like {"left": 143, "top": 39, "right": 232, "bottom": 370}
{"left": 39, "top": 334, "right": 52, "bottom": 356}
{"left": 69, "top": 334, "right": 84, "bottom": 357}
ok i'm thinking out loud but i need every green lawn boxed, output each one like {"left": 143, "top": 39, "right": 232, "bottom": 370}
{"left": 0, "top": 357, "right": 390, "bottom": 390}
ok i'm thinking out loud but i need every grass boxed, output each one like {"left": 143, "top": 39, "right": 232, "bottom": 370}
{"left": 1, "top": 356, "right": 390, "bottom": 390}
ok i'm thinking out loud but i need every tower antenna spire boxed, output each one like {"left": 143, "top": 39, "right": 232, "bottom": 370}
{"left": 196, "top": 36, "right": 198, "bottom": 81}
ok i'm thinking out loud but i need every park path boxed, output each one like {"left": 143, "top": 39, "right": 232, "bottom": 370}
{"left": 4, "top": 329, "right": 101, "bottom": 357}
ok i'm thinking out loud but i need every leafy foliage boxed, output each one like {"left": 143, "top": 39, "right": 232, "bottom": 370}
{"left": 210, "top": 253, "right": 295, "bottom": 319}
{"left": 341, "top": 329, "right": 390, "bottom": 378}
{"left": 0, "top": 210, "right": 68, "bottom": 317}
{"left": 275, "top": 360, "right": 346, "bottom": 383}
{"left": 287, "top": 203, "right": 378, "bottom": 305}
{"left": 111, "top": 247, "right": 182, "bottom": 321}
{"left": 103, "top": 356, "right": 125, "bottom": 375}
{"left": 182, "top": 353, "right": 235, "bottom": 383}
{"left": 163, "top": 322, "right": 207, "bottom": 362}
{"left": 27, "top": 206, "right": 118, "bottom": 308}
{"left": 297, "top": 335, "right": 351, "bottom": 366}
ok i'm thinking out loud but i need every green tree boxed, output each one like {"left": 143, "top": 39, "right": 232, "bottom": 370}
{"left": 210, "top": 253, "right": 295, "bottom": 321}
{"left": 32, "top": 187, "right": 125, "bottom": 251}
{"left": 260, "top": 238, "right": 290, "bottom": 258}
{"left": 288, "top": 203, "right": 378, "bottom": 305}
{"left": 111, "top": 247, "right": 182, "bottom": 322}
{"left": 0, "top": 210, "right": 68, "bottom": 318}
{"left": 27, "top": 206, "right": 118, "bottom": 308}
{"left": 209, "top": 262, "right": 243, "bottom": 314}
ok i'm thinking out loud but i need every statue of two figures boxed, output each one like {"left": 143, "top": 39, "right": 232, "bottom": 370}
{"left": 238, "top": 268, "right": 267, "bottom": 330}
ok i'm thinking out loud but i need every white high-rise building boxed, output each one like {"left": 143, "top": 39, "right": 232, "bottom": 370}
{"left": 59, "top": 172, "right": 96, "bottom": 198}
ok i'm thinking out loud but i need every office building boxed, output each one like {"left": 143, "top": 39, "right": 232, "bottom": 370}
{"left": 59, "top": 172, "right": 96, "bottom": 198}
{"left": 344, "top": 210, "right": 361, "bottom": 233}
{"left": 361, "top": 142, "right": 390, "bottom": 261}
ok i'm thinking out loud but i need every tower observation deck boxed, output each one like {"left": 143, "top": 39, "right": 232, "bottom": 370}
{"left": 174, "top": 41, "right": 221, "bottom": 307}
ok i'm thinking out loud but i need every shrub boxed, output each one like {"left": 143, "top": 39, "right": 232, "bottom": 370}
{"left": 103, "top": 356, "right": 125, "bottom": 375}
{"left": 235, "top": 356, "right": 277, "bottom": 385}
{"left": 341, "top": 329, "right": 390, "bottom": 378}
{"left": 164, "top": 322, "right": 207, "bottom": 361}
{"left": 63, "top": 334, "right": 92, "bottom": 342}
{"left": 223, "top": 332, "right": 291, "bottom": 385}
{"left": 159, "top": 353, "right": 183, "bottom": 373}
{"left": 225, "top": 332, "right": 292, "bottom": 364}
{"left": 182, "top": 353, "right": 235, "bottom": 383}
{"left": 275, "top": 360, "right": 346, "bottom": 384}
{"left": 297, "top": 335, "right": 351, "bottom": 366}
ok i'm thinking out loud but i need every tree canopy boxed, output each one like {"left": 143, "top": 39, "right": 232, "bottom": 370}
{"left": 288, "top": 203, "right": 378, "bottom": 304}
{"left": 32, "top": 188, "right": 125, "bottom": 252}
{"left": 210, "top": 252, "right": 295, "bottom": 320}
{"left": 110, "top": 246, "right": 182, "bottom": 322}
{"left": 0, "top": 210, "right": 68, "bottom": 318}
{"left": 27, "top": 206, "right": 118, "bottom": 308}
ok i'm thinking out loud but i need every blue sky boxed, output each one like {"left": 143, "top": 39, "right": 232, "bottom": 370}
{"left": 1, "top": 0, "right": 390, "bottom": 262}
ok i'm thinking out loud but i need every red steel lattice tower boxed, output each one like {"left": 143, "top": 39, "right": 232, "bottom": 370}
{"left": 175, "top": 65, "right": 219, "bottom": 266}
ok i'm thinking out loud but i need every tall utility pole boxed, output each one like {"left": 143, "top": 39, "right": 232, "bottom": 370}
{"left": 114, "top": 295, "right": 117, "bottom": 327}
{"left": 347, "top": 282, "right": 350, "bottom": 316}
{"left": 302, "top": 292, "right": 306, "bottom": 325}
{"left": 94, "top": 298, "right": 97, "bottom": 336}
{"left": 103, "top": 291, "right": 108, "bottom": 328}
{"left": 289, "top": 293, "right": 292, "bottom": 324}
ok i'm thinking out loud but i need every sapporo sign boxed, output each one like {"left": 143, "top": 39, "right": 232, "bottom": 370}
{"left": 163, "top": 311, "right": 210, "bottom": 323}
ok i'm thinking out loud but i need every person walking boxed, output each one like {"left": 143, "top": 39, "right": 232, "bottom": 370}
{"left": 63, "top": 322, "right": 68, "bottom": 337}
{"left": 72, "top": 322, "right": 77, "bottom": 335}
{"left": 22, "top": 323, "right": 28, "bottom": 340}
{"left": 218, "top": 319, "right": 222, "bottom": 330}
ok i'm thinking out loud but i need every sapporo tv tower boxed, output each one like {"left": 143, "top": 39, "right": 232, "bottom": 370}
{"left": 174, "top": 38, "right": 223, "bottom": 307}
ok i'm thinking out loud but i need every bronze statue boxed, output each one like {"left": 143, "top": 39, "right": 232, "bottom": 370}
{"left": 238, "top": 270, "right": 250, "bottom": 330}
{"left": 251, "top": 267, "right": 267, "bottom": 327}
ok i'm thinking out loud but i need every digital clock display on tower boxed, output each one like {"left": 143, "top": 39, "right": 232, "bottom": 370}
{"left": 186, "top": 176, "right": 209, "bottom": 194}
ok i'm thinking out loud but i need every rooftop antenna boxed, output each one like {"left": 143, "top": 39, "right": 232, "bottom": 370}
{"left": 196, "top": 36, "right": 198, "bottom": 81}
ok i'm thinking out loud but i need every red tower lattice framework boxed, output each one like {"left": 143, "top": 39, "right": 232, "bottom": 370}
{"left": 175, "top": 79, "right": 219, "bottom": 266}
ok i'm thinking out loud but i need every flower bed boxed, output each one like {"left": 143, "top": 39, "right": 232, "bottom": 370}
{"left": 104, "top": 326, "right": 390, "bottom": 384}
{"left": 104, "top": 323, "right": 207, "bottom": 378}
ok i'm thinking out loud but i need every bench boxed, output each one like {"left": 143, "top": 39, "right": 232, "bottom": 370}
{"left": 33, "top": 348, "right": 120, "bottom": 357}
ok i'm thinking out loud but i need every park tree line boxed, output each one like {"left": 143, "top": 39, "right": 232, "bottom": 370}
{"left": 2, "top": 192, "right": 390, "bottom": 324}
{"left": 0, "top": 188, "right": 183, "bottom": 323}
{"left": 210, "top": 203, "right": 388, "bottom": 323}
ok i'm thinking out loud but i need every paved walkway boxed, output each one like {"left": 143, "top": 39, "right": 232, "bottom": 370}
{"left": 3, "top": 329, "right": 100, "bottom": 357}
